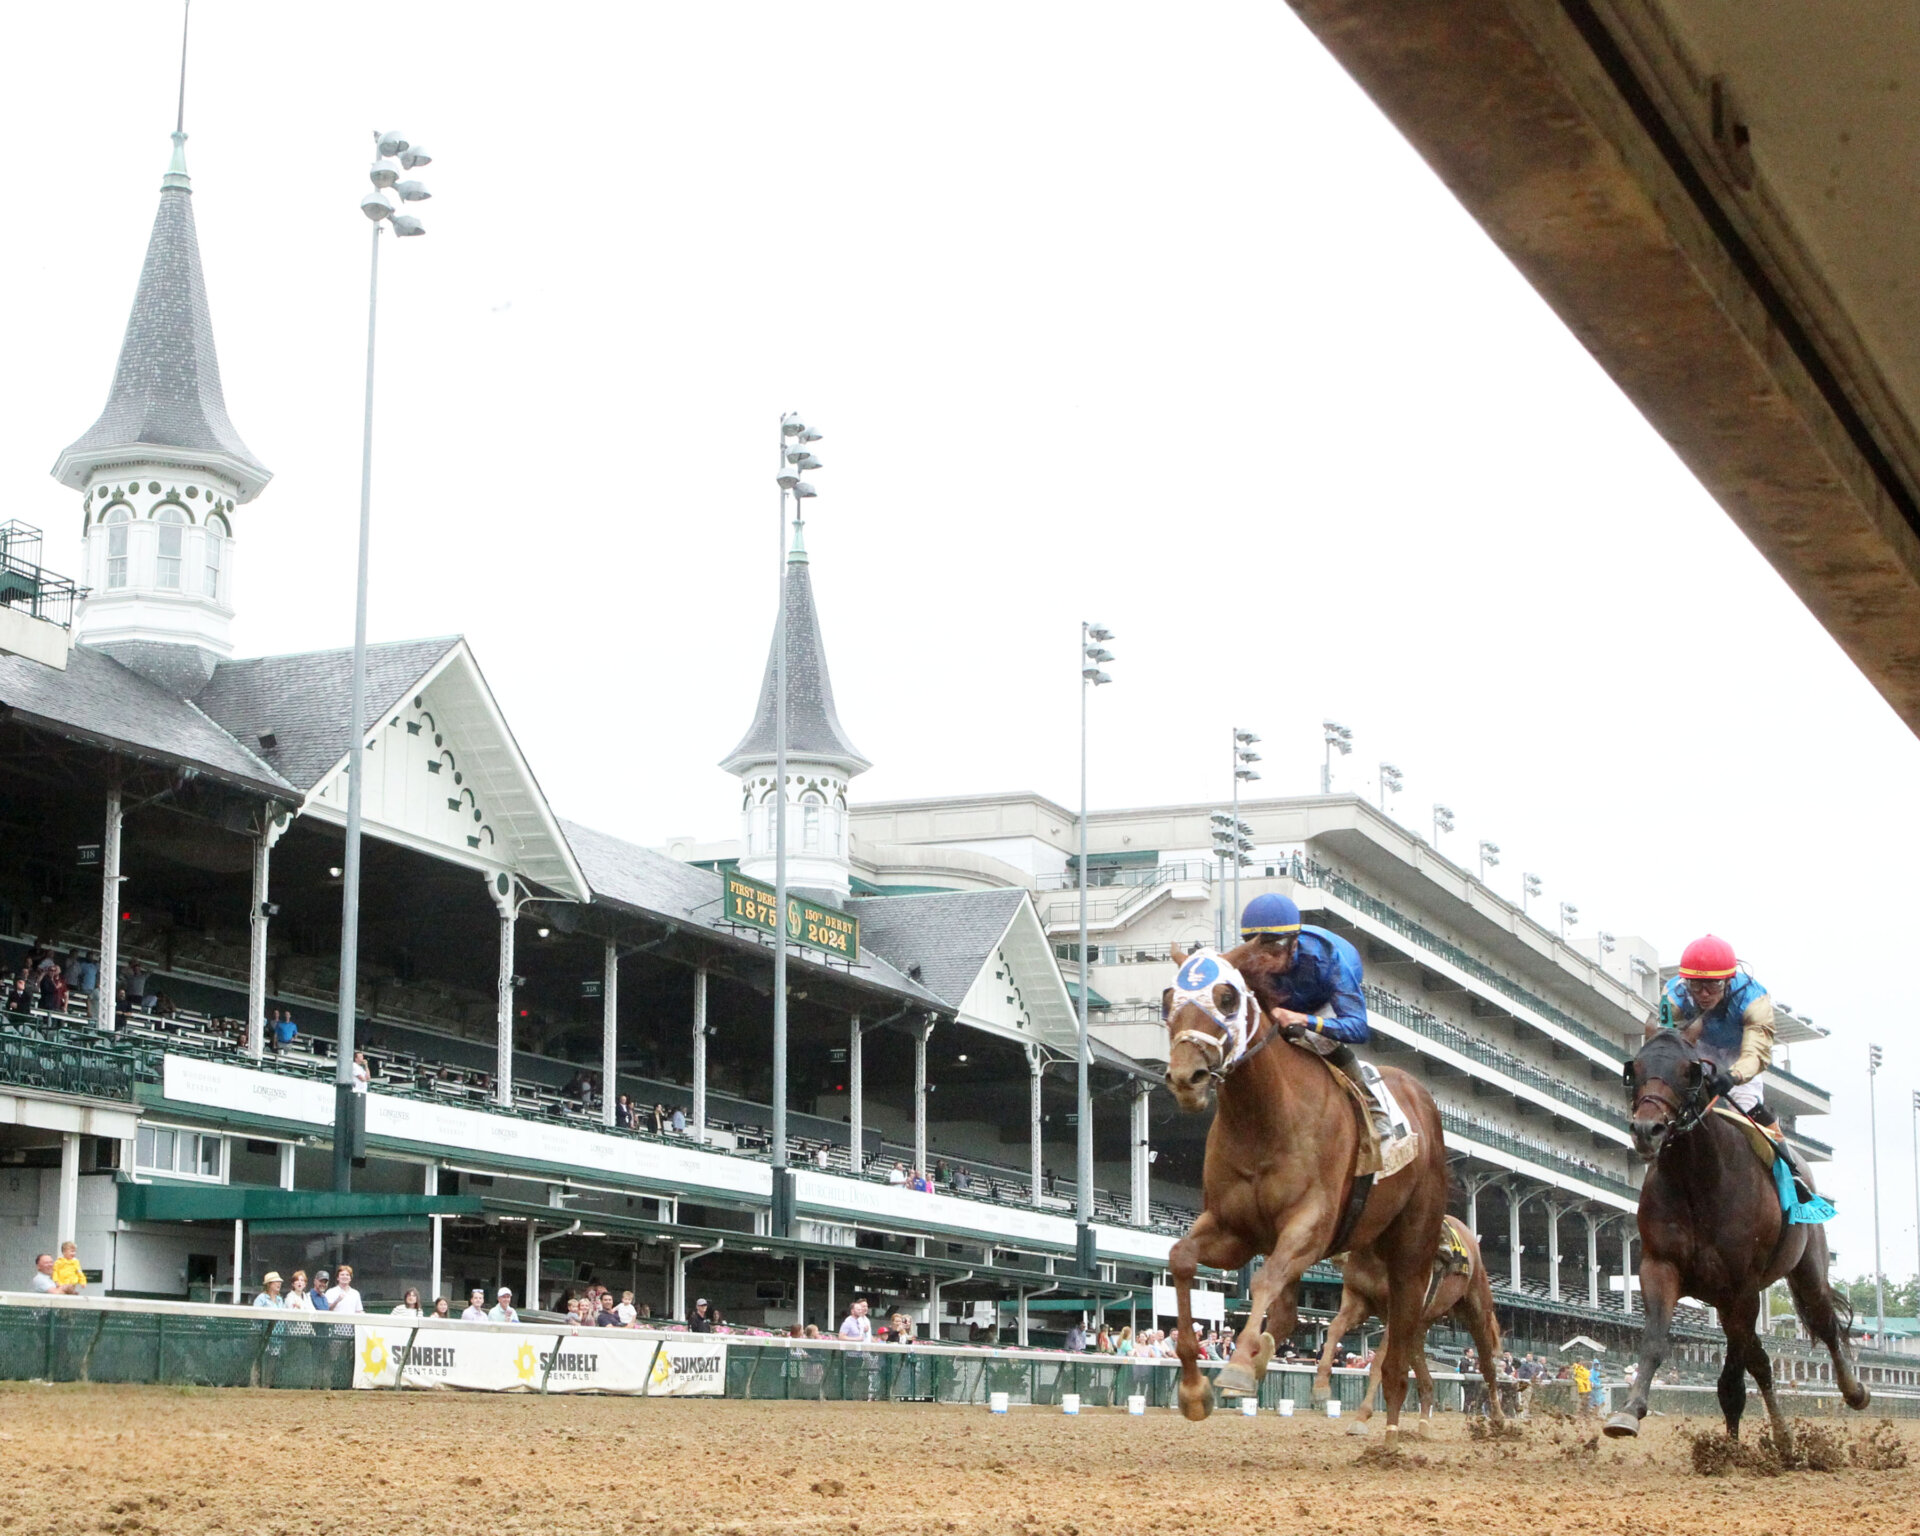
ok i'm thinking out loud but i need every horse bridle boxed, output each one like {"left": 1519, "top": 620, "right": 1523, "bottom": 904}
{"left": 1166, "top": 950, "right": 1274, "bottom": 1083}
{"left": 1627, "top": 1058, "right": 1714, "bottom": 1142}
{"left": 1173, "top": 1008, "right": 1282, "bottom": 1084}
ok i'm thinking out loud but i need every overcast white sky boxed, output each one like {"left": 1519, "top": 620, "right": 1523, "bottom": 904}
{"left": 6, "top": 2, "right": 1918, "bottom": 1286}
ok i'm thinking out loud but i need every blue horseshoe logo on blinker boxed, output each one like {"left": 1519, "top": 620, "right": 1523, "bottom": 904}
{"left": 1177, "top": 955, "right": 1220, "bottom": 992}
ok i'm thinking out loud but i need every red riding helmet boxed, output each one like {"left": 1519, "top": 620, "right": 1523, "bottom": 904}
{"left": 1678, "top": 934, "right": 1737, "bottom": 980}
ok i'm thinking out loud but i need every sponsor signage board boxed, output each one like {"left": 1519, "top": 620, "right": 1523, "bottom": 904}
{"left": 350, "top": 1324, "right": 725, "bottom": 1396}
{"left": 721, "top": 871, "right": 859, "bottom": 959}
{"left": 161, "top": 1057, "right": 770, "bottom": 1200}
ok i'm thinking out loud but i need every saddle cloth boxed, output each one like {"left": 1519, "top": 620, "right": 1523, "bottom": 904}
{"left": 1710, "top": 1101, "right": 1834, "bottom": 1224}
{"left": 1305, "top": 1047, "right": 1415, "bottom": 1182}
{"left": 1710, "top": 1101, "right": 1779, "bottom": 1168}
{"left": 1436, "top": 1217, "right": 1474, "bottom": 1278}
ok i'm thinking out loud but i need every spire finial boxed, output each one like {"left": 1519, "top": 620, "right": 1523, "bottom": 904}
{"left": 176, "top": 0, "right": 191, "bottom": 136}
{"left": 788, "top": 511, "right": 808, "bottom": 564}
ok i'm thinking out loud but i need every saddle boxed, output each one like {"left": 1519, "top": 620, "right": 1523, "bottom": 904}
{"left": 1708, "top": 1101, "right": 1833, "bottom": 1223}
{"left": 1308, "top": 1047, "right": 1385, "bottom": 1178}
{"left": 1709, "top": 1101, "right": 1780, "bottom": 1169}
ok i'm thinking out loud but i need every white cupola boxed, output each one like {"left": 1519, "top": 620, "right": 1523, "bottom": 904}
{"left": 720, "top": 515, "right": 870, "bottom": 902}
{"left": 51, "top": 132, "right": 270, "bottom": 696}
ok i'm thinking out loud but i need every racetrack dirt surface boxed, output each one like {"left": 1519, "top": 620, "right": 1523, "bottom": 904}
{"left": 5, "top": 1385, "right": 1916, "bottom": 1536}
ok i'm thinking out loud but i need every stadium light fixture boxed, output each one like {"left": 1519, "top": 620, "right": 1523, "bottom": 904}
{"left": 1558, "top": 901, "right": 1579, "bottom": 939}
{"left": 1231, "top": 726, "right": 1262, "bottom": 948}
{"left": 1320, "top": 721, "right": 1352, "bottom": 794}
{"left": 1378, "top": 762, "right": 1403, "bottom": 814}
{"left": 1477, "top": 840, "right": 1499, "bottom": 880}
{"left": 1432, "top": 804, "right": 1454, "bottom": 845}
{"left": 1075, "top": 619, "right": 1115, "bottom": 1277}
{"left": 1521, "top": 872, "right": 1542, "bottom": 914}
{"left": 1596, "top": 930, "right": 1616, "bottom": 964}
{"left": 336, "top": 124, "right": 440, "bottom": 1194}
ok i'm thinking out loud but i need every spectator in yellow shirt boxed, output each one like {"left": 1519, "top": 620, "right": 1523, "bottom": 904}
{"left": 1571, "top": 1358, "right": 1594, "bottom": 1417}
{"left": 50, "top": 1241, "right": 85, "bottom": 1292}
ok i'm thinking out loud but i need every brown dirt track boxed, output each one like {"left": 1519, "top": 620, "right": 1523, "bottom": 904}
{"left": 6, "top": 1385, "right": 1918, "bottom": 1536}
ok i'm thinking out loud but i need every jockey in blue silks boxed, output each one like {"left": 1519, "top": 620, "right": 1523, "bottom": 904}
{"left": 1238, "top": 892, "right": 1418, "bottom": 1174}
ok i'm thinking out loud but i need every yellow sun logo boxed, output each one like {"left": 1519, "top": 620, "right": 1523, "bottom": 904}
{"left": 651, "top": 1350, "right": 673, "bottom": 1387}
{"left": 514, "top": 1342, "right": 538, "bottom": 1382}
{"left": 360, "top": 1336, "right": 389, "bottom": 1378}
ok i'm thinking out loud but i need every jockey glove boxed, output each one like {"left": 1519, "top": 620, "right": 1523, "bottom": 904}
{"left": 1702, "top": 1062, "right": 1735, "bottom": 1099}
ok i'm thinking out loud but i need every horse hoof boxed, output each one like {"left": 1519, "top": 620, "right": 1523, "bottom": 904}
{"left": 1215, "top": 1364, "right": 1259, "bottom": 1399}
{"left": 1178, "top": 1381, "right": 1215, "bottom": 1422}
{"left": 1251, "top": 1332, "right": 1276, "bottom": 1375}
{"left": 1346, "top": 1420, "right": 1370, "bottom": 1436}
{"left": 1310, "top": 1385, "right": 1331, "bottom": 1408}
{"left": 1846, "top": 1386, "right": 1872, "bottom": 1412}
{"left": 1411, "top": 1419, "right": 1432, "bottom": 1439}
{"left": 1602, "top": 1412, "right": 1640, "bottom": 1440}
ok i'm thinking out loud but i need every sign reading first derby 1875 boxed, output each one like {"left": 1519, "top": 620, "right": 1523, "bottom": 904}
{"left": 722, "top": 871, "right": 860, "bottom": 959}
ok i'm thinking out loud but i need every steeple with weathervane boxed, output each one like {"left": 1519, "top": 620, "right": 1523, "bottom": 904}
{"left": 51, "top": 24, "right": 270, "bottom": 697}
{"left": 721, "top": 507, "right": 870, "bottom": 902}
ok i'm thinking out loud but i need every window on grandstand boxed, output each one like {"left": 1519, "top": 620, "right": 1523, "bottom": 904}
{"left": 103, "top": 505, "right": 131, "bottom": 588}
{"left": 135, "top": 1125, "right": 223, "bottom": 1181}
{"left": 204, "top": 513, "right": 228, "bottom": 599}
{"left": 802, "top": 796, "right": 822, "bottom": 853}
{"left": 154, "top": 506, "right": 187, "bottom": 589}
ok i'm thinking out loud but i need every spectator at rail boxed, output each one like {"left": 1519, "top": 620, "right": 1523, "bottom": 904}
{"left": 326, "top": 1265, "right": 364, "bottom": 1313}
{"left": 350, "top": 1053, "right": 370, "bottom": 1093}
{"left": 431, "top": 1296, "right": 451, "bottom": 1319}
{"left": 891, "top": 1313, "right": 916, "bottom": 1345}
{"left": 804, "top": 1323, "right": 821, "bottom": 1339}
{"left": 886, "top": 1162, "right": 907, "bottom": 1186}
{"left": 309, "top": 1270, "right": 332, "bottom": 1310}
{"left": 489, "top": 1287, "right": 519, "bottom": 1323}
{"left": 1095, "top": 1325, "right": 1114, "bottom": 1354}
{"left": 285, "top": 1271, "right": 316, "bottom": 1310}
{"left": 31, "top": 1253, "right": 72, "bottom": 1294}
{"left": 616, "top": 1290, "right": 637, "bottom": 1326}
{"left": 462, "top": 1288, "right": 489, "bottom": 1321}
{"left": 272, "top": 1010, "right": 298, "bottom": 1052}
{"left": 839, "top": 1298, "right": 873, "bottom": 1341}
{"left": 1044, "top": 1167, "right": 1056, "bottom": 1197}
{"left": 1114, "top": 1325, "right": 1134, "bottom": 1356}
{"left": 934, "top": 1158, "right": 951, "bottom": 1187}
{"left": 615, "top": 1095, "right": 636, "bottom": 1130}
{"left": 6, "top": 962, "right": 32, "bottom": 1013}
{"left": 253, "top": 1272, "right": 286, "bottom": 1308}
{"left": 126, "top": 964, "right": 156, "bottom": 1012}
{"left": 65, "top": 950, "right": 98, "bottom": 996}
{"left": 390, "top": 1287, "right": 423, "bottom": 1318}
{"left": 51, "top": 1242, "right": 85, "bottom": 1293}
{"left": 814, "top": 1143, "right": 830, "bottom": 1169}
{"left": 1065, "top": 1321, "right": 1087, "bottom": 1353}
{"left": 595, "top": 1295, "right": 621, "bottom": 1327}
{"left": 649, "top": 1103, "right": 666, "bottom": 1134}
{"left": 689, "top": 1297, "right": 716, "bottom": 1333}
{"left": 563, "top": 1067, "right": 595, "bottom": 1104}
{"left": 669, "top": 1104, "right": 687, "bottom": 1134}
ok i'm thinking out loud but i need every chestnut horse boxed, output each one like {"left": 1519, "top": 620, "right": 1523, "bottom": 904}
{"left": 1163, "top": 942, "right": 1449, "bottom": 1437}
{"left": 1605, "top": 1030, "right": 1867, "bottom": 1449}
{"left": 1314, "top": 1214, "right": 1504, "bottom": 1427}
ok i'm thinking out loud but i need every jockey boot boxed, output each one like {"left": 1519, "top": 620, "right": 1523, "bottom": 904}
{"left": 1328, "top": 1046, "right": 1418, "bottom": 1176}
{"left": 1748, "top": 1102, "right": 1824, "bottom": 1204}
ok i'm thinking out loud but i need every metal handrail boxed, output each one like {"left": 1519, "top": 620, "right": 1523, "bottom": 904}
{"left": 1440, "top": 1106, "right": 1640, "bottom": 1200}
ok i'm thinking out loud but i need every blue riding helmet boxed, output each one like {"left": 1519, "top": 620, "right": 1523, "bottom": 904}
{"left": 1240, "top": 892, "right": 1302, "bottom": 939}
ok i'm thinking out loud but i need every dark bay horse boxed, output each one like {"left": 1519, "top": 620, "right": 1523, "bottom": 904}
{"left": 1314, "top": 1214, "right": 1504, "bottom": 1427}
{"left": 1605, "top": 1030, "right": 1867, "bottom": 1448}
{"left": 1163, "top": 943, "right": 1450, "bottom": 1439}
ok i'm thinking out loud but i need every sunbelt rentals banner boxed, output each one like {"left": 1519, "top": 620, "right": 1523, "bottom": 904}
{"left": 351, "top": 1325, "right": 726, "bottom": 1395}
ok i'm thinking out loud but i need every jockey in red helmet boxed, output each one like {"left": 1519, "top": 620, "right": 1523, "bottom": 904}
{"left": 1651, "top": 935, "right": 1778, "bottom": 1123}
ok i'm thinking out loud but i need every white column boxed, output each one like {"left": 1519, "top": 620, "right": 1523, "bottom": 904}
{"left": 1018, "top": 1288, "right": 1029, "bottom": 1347}
{"left": 1585, "top": 1213, "right": 1601, "bottom": 1305}
{"left": 913, "top": 1018, "right": 931, "bottom": 1176}
{"left": 1027, "top": 1045, "right": 1044, "bottom": 1207}
{"left": 827, "top": 1260, "right": 836, "bottom": 1330}
{"left": 57, "top": 1131, "right": 80, "bottom": 1247}
{"left": 246, "top": 825, "right": 276, "bottom": 1059}
{"left": 1620, "top": 1228, "right": 1635, "bottom": 1313}
{"left": 1130, "top": 1079, "right": 1150, "bottom": 1227}
{"left": 426, "top": 1164, "right": 442, "bottom": 1302}
{"left": 1546, "top": 1202, "right": 1562, "bottom": 1302}
{"left": 796, "top": 1255, "right": 805, "bottom": 1328}
{"left": 692, "top": 968, "right": 709, "bottom": 1143}
{"left": 1466, "top": 1180, "right": 1481, "bottom": 1242}
{"left": 1508, "top": 1189, "right": 1524, "bottom": 1291}
{"left": 98, "top": 785, "right": 122, "bottom": 1031}
{"left": 232, "top": 1219, "right": 245, "bottom": 1305}
{"left": 848, "top": 1015, "right": 863, "bottom": 1172}
{"left": 525, "top": 1216, "right": 540, "bottom": 1310}
{"left": 493, "top": 884, "right": 517, "bottom": 1108}
{"left": 600, "top": 940, "right": 618, "bottom": 1128}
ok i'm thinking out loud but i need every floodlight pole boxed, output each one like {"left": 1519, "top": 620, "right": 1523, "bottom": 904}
{"left": 332, "top": 218, "right": 382, "bottom": 1194}
{"left": 770, "top": 424, "right": 792, "bottom": 1236}
{"left": 1230, "top": 728, "right": 1243, "bottom": 945}
{"left": 1869, "top": 1044, "right": 1884, "bottom": 1342}
{"left": 1075, "top": 622, "right": 1097, "bottom": 1277}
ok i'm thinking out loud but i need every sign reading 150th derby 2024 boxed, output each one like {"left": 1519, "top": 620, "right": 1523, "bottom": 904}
{"left": 722, "top": 872, "right": 859, "bottom": 958}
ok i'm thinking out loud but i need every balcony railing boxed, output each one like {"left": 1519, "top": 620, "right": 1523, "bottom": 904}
{"left": 1768, "top": 1060, "right": 1832, "bottom": 1104}
{"left": 0, "top": 520, "right": 84, "bottom": 630}
{"left": 1037, "top": 861, "right": 1216, "bottom": 893}
{"left": 1439, "top": 1106, "right": 1640, "bottom": 1201}
{"left": 0, "top": 1023, "right": 143, "bottom": 1101}
{"left": 1364, "top": 983, "right": 1629, "bottom": 1131}
{"left": 1291, "top": 855, "right": 1633, "bottom": 1063}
